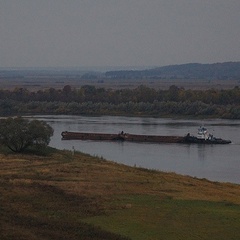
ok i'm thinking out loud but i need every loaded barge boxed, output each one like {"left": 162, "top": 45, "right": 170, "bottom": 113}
{"left": 61, "top": 127, "right": 231, "bottom": 144}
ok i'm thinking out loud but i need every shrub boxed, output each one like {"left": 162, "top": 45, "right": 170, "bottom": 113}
{"left": 0, "top": 117, "right": 53, "bottom": 153}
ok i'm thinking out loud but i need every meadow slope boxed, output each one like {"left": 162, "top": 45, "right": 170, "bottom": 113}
{"left": 1, "top": 149, "right": 240, "bottom": 240}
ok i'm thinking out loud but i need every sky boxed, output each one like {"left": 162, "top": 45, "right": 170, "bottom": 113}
{"left": 1, "top": 0, "right": 240, "bottom": 68}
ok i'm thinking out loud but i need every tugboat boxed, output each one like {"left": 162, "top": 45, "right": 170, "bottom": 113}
{"left": 184, "top": 126, "right": 231, "bottom": 144}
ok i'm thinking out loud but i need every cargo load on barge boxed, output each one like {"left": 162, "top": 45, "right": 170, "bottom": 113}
{"left": 61, "top": 127, "right": 231, "bottom": 144}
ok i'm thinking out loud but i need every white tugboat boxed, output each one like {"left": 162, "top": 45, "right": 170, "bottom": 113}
{"left": 197, "top": 126, "right": 209, "bottom": 140}
{"left": 185, "top": 126, "right": 231, "bottom": 144}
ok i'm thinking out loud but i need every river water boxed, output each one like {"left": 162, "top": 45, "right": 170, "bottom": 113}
{"left": 27, "top": 115, "right": 240, "bottom": 184}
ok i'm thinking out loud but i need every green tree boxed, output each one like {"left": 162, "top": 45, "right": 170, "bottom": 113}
{"left": 0, "top": 117, "right": 53, "bottom": 153}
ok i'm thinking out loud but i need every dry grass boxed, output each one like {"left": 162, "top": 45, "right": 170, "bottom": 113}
{"left": 1, "top": 149, "right": 240, "bottom": 239}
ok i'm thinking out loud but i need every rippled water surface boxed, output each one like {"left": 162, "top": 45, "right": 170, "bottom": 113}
{"left": 28, "top": 115, "right": 240, "bottom": 184}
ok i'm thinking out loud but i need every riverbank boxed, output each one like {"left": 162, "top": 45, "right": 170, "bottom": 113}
{"left": 1, "top": 148, "right": 240, "bottom": 239}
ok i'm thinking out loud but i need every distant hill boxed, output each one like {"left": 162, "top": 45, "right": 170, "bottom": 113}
{"left": 105, "top": 62, "right": 240, "bottom": 80}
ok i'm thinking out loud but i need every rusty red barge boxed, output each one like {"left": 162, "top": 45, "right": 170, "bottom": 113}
{"left": 61, "top": 131, "right": 185, "bottom": 143}
{"left": 61, "top": 127, "right": 231, "bottom": 144}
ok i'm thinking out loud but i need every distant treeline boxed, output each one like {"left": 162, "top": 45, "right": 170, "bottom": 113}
{"left": 106, "top": 62, "right": 240, "bottom": 80}
{"left": 1, "top": 85, "right": 240, "bottom": 118}
{"left": 2, "top": 62, "right": 240, "bottom": 80}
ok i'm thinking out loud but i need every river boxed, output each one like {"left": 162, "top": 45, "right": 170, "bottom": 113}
{"left": 27, "top": 115, "right": 240, "bottom": 184}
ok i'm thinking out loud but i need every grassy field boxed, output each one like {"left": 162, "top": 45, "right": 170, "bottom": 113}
{"left": 0, "top": 77, "right": 239, "bottom": 91}
{"left": 1, "top": 148, "right": 240, "bottom": 239}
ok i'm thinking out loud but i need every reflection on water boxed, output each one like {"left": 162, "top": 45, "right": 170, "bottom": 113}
{"left": 197, "top": 145, "right": 207, "bottom": 162}
{"left": 27, "top": 115, "right": 240, "bottom": 184}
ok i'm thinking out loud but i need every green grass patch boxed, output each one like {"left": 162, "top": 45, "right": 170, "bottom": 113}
{"left": 84, "top": 194, "right": 240, "bottom": 240}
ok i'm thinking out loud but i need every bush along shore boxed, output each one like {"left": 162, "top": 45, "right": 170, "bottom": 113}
{"left": 1, "top": 148, "right": 240, "bottom": 240}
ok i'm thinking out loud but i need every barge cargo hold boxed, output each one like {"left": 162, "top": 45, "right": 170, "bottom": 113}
{"left": 61, "top": 127, "right": 231, "bottom": 144}
{"left": 61, "top": 131, "right": 185, "bottom": 143}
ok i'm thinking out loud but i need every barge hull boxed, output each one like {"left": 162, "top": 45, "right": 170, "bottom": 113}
{"left": 61, "top": 131, "right": 185, "bottom": 143}
{"left": 124, "top": 134, "right": 185, "bottom": 143}
{"left": 61, "top": 130, "right": 231, "bottom": 144}
{"left": 61, "top": 132, "right": 121, "bottom": 141}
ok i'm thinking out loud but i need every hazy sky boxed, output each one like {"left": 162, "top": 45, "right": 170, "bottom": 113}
{"left": 1, "top": 0, "right": 240, "bottom": 68}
